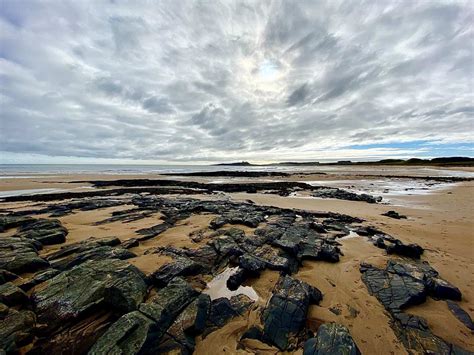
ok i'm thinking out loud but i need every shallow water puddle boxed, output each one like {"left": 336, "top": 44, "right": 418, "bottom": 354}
{"left": 338, "top": 230, "right": 360, "bottom": 240}
{"left": 203, "top": 267, "right": 259, "bottom": 301}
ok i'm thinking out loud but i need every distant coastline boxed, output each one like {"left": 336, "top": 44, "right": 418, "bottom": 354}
{"left": 213, "top": 157, "right": 474, "bottom": 167}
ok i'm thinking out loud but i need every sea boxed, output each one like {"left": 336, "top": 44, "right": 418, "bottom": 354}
{"left": 0, "top": 164, "right": 473, "bottom": 178}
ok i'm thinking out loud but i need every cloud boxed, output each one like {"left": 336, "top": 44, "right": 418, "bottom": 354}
{"left": 0, "top": 0, "right": 472, "bottom": 163}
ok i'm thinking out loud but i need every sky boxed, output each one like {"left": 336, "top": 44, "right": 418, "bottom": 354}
{"left": 0, "top": 0, "right": 473, "bottom": 164}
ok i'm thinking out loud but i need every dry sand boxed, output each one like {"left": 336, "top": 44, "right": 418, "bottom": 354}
{"left": 0, "top": 168, "right": 472, "bottom": 354}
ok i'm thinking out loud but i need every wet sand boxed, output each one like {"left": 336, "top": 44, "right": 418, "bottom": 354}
{"left": 0, "top": 167, "right": 472, "bottom": 354}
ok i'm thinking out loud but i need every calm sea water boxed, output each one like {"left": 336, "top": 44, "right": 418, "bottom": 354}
{"left": 0, "top": 164, "right": 309, "bottom": 176}
{"left": 0, "top": 164, "right": 472, "bottom": 178}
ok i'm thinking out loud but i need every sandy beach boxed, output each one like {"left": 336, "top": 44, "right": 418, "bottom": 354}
{"left": 0, "top": 166, "right": 473, "bottom": 354}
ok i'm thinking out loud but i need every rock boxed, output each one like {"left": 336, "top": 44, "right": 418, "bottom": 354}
{"left": 303, "top": 323, "right": 360, "bottom": 355}
{"left": 206, "top": 294, "right": 253, "bottom": 331}
{"left": 31, "top": 259, "right": 147, "bottom": 332}
{"left": 32, "top": 310, "right": 113, "bottom": 354}
{"left": 0, "top": 302, "right": 8, "bottom": 318}
{"left": 313, "top": 188, "right": 381, "bottom": 204}
{"left": 361, "top": 262, "right": 469, "bottom": 354}
{"left": 157, "top": 294, "right": 211, "bottom": 353}
{"left": 139, "top": 277, "right": 199, "bottom": 324}
{"left": 386, "top": 241, "right": 424, "bottom": 259}
{"left": 17, "top": 268, "right": 61, "bottom": 291}
{"left": 447, "top": 301, "right": 474, "bottom": 331}
{"left": 0, "top": 215, "right": 34, "bottom": 232}
{"left": 88, "top": 310, "right": 157, "bottom": 355}
{"left": 0, "top": 237, "right": 49, "bottom": 274}
{"left": 16, "top": 218, "right": 68, "bottom": 245}
{"left": 0, "top": 269, "right": 18, "bottom": 285}
{"left": 241, "top": 326, "right": 263, "bottom": 341}
{"left": 0, "top": 308, "right": 36, "bottom": 352}
{"left": 150, "top": 257, "right": 208, "bottom": 286}
{"left": 90, "top": 278, "right": 198, "bottom": 355}
{"left": 0, "top": 282, "right": 28, "bottom": 306}
{"left": 227, "top": 267, "right": 249, "bottom": 291}
{"left": 391, "top": 312, "right": 467, "bottom": 354}
{"left": 239, "top": 253, "right": 267, "bottom": 273}
{"left": 360, "top": 263, "right": 426, "bottom": 312}
{"left": 261, "top": 275, "right": 323, "bottom": 350}
{"left": 46, "top": 238, "right": 136, "bottom": 271}
{"left": 427, "top": 277, "right": 462, "bottom": 301}
{"left": 122, "top": 238, "right": 139, "bottom": 249}
{"left": 382, "top": 210, "right": 407, "bottom": 219}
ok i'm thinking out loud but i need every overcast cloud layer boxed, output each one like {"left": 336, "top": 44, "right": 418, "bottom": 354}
{"left": 0, "top": 0, "right": 473, "bottom": 163}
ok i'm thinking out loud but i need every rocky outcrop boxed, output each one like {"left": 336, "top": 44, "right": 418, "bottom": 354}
{"left": 0, "top": 282, "right": 28, "bottom": 306}
{"left": 261, "top": 275, "right": 323, "bottom": 350}
{"left": 313, "top": 188, "right": 382, "bottom": 203}
{"left": 89, "top": 277, "right": 198, "bottom": 354}
{"left": 31, "top": 259, "right": 147, "bottom": 332}
{"left": 15, "top": 218, "right": 68, "bottom": 245}
{"left": 44, "top": 237, "right": 136, "bottom": 271}
{"left": 303, "top": 323, "right": 360, "bottom": 355}
{"left": 0, "top": 307, "right": 36, "bottom": 352}
{"left": 0, "top": 237, "right": 49, "bottom": 274}
{"left": 361, "top": 260, "right": 468, "bottom": 354}
{"left": 0, "top": 215, "right": 34, "bottom": 232}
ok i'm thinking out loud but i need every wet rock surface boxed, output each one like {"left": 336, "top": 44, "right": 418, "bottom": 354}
{"left": 361, "top": 260, "right": 469, "bottom": 354}
{"left": 303, "top": 323, "right": 361, "bottom": 355}
{"left": 31, "top": 259, "right": 147, "bottom": 332}
{"left": 261, "top": 275, "right": 323, "bottom": 350}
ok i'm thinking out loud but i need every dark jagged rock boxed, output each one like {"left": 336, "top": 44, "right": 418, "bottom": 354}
{"left": 17, "top": 269, "right": 61, "bottom": 292}
{"left": 122, "top": 238, "right": 139, "bottom": 249}
{"left": 0, "top": 282, "right": 28, "bottom": 306}
{"left": 206, "top": 294, "right": 253, "bottom": 332}
{"left": 382, "top": 210, "right": 407, "bottom": 219}
{"left": 0, "top": 215, "right": 34, "bottom": 232}
{"left": 15, "top": 218, "right": 68, "bottom": 245}
{"left": 386, "top": 241, "right": 424, "bottom": 259}
{"left": 90, "top": 278, "right": 198, "bottom": 354}
{"left": 313, "top": 188, "right": 382, "bottom": 204}
{"left": 361, "top": 261, "right": 469, "bottom": 354}
{"left": 136, "top": 222, "right": 171, "bottom": 241}
{"left": 88, "top": 310, "right": 156, "bottom": 355}
{"left": 239, "top": 253, "right": 267, "bottom": 273}
{"left": 360, "top": 263, "right": 426, "bottom": 312}
{"left": 150, "top": 257, "right": 208, "bottom": 287}
{"left": 241, "top": 326, "right": 264, "bottom": 341}
{"left": 0, "top": 237, "right": 49, "bottom": 274}
{"left": 210, "top": 211, "right": 265, "bottom": 229}
{"left": 303, "top": 323, "right": 360, "bottom": 355}
{"left": 392, "top": 312, "right": 468, "bottom": 355}
{"left": 261, "top": 275, "right": 323, "bottom": 350}
{"left": 31, "top": 259, "right": 147, "bottom": 332}
{"left": 157, "top": 294, "right": 211, "bottom": 353}
{"left": 0, "top": 269, "right": 18, "bottom": 285}
{"left": 226, "top": 267, "right": 249, "bottom": 291}
{"left": 0, "top": 308, "right": 36, "bottom": 352}
{"left": 45, "top": 238, "right": 136, "bottom": 271}
{"left": 447, "top": 301, "right": 474, "bottom": 331}
{"left": 426, "top": 277, "right": 462, "bottom": 301}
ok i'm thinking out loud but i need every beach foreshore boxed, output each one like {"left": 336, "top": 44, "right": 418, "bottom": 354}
{"left": 0, "top": 166, "right": 472, "bottom": 354}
